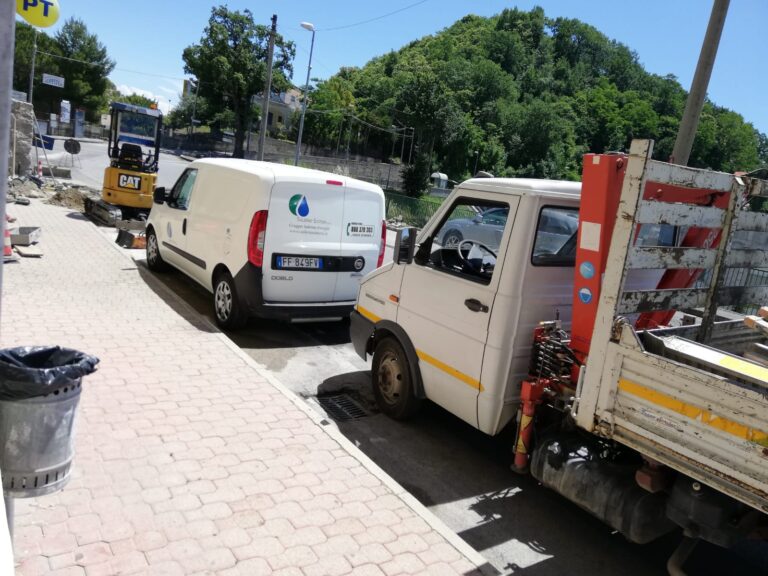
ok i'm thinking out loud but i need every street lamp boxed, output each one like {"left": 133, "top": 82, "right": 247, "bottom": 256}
{"left": 294, "top": 21, "right": 316, "bottom": 166}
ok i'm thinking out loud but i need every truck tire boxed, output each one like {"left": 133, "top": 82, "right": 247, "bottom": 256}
{"left": 146, "top": 227, "right": 168, "bottom": 272}
{"left": 372, "top": 337, "right": 422, "bottom": 420}
{"left": 213, "top": 271, "right": 246, "bottom": 330}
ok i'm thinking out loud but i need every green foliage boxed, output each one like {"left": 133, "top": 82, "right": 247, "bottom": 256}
{"left": 401, "top": 153, "right": 431, "bottom": 197}
{"left": 119, "top": 93, "right": 157, "bottom": 109}
{"left": 13, "top": 19, "right": 114, "bottom": 120}
{"left": 166, "top": 93, "right": 211, "bottom": 130}
{"left": 55, "top": 18, "right": 115, "bottom": 120}
{"left": 300, "top": 7, "right": 764, "bottom": 180}
{"left": 182, "top": 6, "right": 296, "bottom": 157}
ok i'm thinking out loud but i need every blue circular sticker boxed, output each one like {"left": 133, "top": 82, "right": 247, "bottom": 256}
{"left": 580, "top": 261, "right": 595, "bottom": 279}
{"left": 578, "top": 288, "right": 593, "bottom": 304}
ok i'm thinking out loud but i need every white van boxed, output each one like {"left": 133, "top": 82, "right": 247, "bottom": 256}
{"left": 146, "top": 159, "right": 386, "bottom": 328}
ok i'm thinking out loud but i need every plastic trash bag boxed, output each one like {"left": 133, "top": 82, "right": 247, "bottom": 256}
{"left": 0, "top": 346, "right": 99, "bottom": 400}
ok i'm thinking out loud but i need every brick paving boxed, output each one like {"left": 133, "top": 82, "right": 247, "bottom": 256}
{"left": 2, "top": 200, "right": 488, "bottom": 575}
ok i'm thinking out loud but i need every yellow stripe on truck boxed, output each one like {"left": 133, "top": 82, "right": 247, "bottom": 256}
{"left": 718, "top": 355, "right": 768, "bottom": 383}
{"left": 357, "top": 305, "right": 381, "bottom": 323}
{"left": 618, "top": 379, "right": 768, "bottom": 447}
{"left": 416, "top": 350, "right": 484, "bottom": 392}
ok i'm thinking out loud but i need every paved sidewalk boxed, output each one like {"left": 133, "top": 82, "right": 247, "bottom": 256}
{"left": 2, "top": 200, "right": 489, "bottom": 576}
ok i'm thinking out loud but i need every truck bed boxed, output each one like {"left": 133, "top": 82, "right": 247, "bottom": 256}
{"left": 574, "top": 140, "right": 768, "bottom": 515}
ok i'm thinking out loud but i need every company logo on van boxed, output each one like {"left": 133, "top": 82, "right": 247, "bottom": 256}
{"left": 289, "top": 194, "right": 310, "bottom": 217}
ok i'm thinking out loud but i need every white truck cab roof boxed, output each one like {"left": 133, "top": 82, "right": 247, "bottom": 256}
{"left": 458, "top": 177, "right": 581, "bottom": 200}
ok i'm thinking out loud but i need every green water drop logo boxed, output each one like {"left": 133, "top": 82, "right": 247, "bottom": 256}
{"left": 289, "top": 194, "right": 309, "bottom": 217}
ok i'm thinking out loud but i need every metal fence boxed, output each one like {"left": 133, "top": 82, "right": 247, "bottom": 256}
{"left": 695, "top": 267, "right": 768, "bottom": 315}
{"left": 384, "top": 192, "right": 444, "bottom": 228}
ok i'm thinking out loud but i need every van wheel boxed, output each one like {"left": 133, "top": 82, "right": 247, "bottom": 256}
{"left": 213, "top": 271, "right": 246, "bottom": 330}
{"left": 146, "top": 228, "right": 168, "bottom": 272}
{"left": 372, "top": 337, "right": 421, "bottom": 420}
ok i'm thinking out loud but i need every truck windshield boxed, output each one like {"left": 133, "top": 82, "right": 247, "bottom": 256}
{"left": 117, "top": 111, "right": 158, "bottom": 146}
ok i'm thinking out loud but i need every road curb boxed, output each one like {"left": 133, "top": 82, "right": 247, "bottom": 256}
{"left": 93, "top": 215, "right": 495, "bottom": 575}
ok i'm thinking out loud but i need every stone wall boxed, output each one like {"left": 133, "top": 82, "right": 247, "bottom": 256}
{"left": 9, "top": 99, "right": 34, "bottom": 177}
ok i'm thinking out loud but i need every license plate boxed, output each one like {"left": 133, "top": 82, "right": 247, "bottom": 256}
{"left": 276, "top": 256, "right": 323, "bottom": 270}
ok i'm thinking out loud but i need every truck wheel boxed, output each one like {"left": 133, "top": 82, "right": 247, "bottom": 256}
{"left": 213, "top": 271, "right": 246, "bottom": 330}
{"left": 146, "top": 228, "right": 168, "bottom": 272}
{"left": 372, "top": 337, "right": 421, "bottom": 420}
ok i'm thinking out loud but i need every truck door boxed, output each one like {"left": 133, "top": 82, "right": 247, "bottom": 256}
{"left": 398, "top": 193, "right": 518, "bottom": 429}
{"left": 156, "top": 168, "right": 198, "bottom": 274}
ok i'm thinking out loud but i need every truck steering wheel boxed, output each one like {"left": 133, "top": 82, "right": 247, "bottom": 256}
{"left": 456, "top": 239, "right": 497, "bottom": 272}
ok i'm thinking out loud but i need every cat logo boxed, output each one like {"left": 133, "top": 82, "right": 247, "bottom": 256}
{"left": 118, "top": 174, "right": 141, "bottom": 190}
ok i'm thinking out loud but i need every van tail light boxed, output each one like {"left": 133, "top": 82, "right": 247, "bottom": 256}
{"left": 248, "top": 210, "right": 269, "bottom": 267}
{"left": 377, "top": 220, "right": 386, "bottom": 268}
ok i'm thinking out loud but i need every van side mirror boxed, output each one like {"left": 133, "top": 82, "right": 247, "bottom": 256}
{"left": 394, "top": 227, "right": 417, "bottom": 265}
{"left": 153, "top": 186, "right": 167, "bottom": 205}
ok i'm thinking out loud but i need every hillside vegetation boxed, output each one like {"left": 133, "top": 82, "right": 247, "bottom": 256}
{"left": 303, "top": 7, "right": 766, "bottom": 186}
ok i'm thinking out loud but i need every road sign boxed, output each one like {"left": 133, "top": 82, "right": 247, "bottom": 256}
{"left": 42, "top": 73, "right": 64, "bottom": 88}
{"left": 16, "top": 0, "right": 60, "bottom": 28}
{"left": 11, "top": 90, "right": 27, "bottom": 101}
{"left": 60, "top": 100, "right": 70, "bottom": 123}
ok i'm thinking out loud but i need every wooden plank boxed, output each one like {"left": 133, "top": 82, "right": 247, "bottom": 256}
{"left": 645, "top": 160, "right": 734, "bottom": 194}
{"left": 735, "top": 211, "right": 768, "bottom": 233}
{"left": 618, "top": 288, "right": 707, "bottom": 314}
{"left": 635, "top": 200, "right": 724, "bottom": 228}
{"left": 627, "top": 247, "right": 715, "bottom": 270}
{"left": 725, "top": 250, "right": 768, "bottom": 268}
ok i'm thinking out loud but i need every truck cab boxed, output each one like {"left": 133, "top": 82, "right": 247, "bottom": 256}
{"left": 351, "top": 178, "right": 579, "bottom": 434}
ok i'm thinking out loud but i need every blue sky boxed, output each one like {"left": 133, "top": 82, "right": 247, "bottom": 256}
{"left": 20, "top": 0, "right": 768, "bottom": 134}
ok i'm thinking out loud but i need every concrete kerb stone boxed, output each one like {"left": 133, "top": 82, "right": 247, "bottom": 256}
{"left": 95, "top": 217, "right": 494, "bottom": 574}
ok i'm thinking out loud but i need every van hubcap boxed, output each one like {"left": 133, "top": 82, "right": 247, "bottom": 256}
{"left": 215, "top": 281, "right": 232, "bottom": 320}
{"left": 377, "top": 351, "right": 403, "bottom": 405}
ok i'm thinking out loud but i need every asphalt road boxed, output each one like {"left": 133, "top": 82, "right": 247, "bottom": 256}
{"left": 64, "top": 143, "right": 764, "bottom": 576}
{"left": 41, "top": 138, "right": 188, "bottom": 190}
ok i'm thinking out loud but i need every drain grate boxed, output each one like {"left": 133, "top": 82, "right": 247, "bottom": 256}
{"left": 316, "top": 393, "right": 370, "bottom": 421}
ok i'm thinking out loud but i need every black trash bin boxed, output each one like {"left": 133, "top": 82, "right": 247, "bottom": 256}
{"left": 0, "top": 346, "right": 98, "bottom": 497}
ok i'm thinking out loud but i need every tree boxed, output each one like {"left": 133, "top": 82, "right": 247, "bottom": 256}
{"left": 54, "top": 18, "right": 115, "bottom": 121}
{"left": 166, "top": 92, "right": 210, "bottom": 130}
{"left": 13, "top": 22, "right": 62, "bottom": 114}
{"left": 182, "top": 6, "right": 295, "bottom": 158}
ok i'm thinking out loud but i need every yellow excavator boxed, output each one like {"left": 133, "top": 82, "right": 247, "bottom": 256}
{"left": 84, "top": 102, "right": 163, "bottom": 226}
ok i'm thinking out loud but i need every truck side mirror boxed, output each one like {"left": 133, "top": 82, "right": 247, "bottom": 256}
{"left": 153, "top": 186, "right": 167, "bottom": 205}
{"left": 394, "top": 227, "right": 417, "bottom": 265}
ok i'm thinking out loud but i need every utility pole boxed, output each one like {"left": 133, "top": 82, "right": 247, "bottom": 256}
{"left": 671, "top": 0, "right": 730, "bottom": 166}
{"left": 189, "top": 77, "right": 200, "bottom": 144}
{"left": 27, "top": 29, "right": 37, "bottom": 104}
{"left": 0, "top": 6, "right": 16, "bottom": 547}
{"left": 257, "top": 14, "right": 277, "bottom": 162}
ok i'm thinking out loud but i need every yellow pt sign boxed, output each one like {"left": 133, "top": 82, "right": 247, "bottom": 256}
{"left": 16, "top": 0, "right": 60, "bottom": 28}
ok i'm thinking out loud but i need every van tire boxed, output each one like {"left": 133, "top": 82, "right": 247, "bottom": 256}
{"left": 146, "top": 228, "right": 168, "bottom": 272}
{"left": 213, "top": 271, "right": 246, "bottom": 330}
{"left": 372, "top": 337, "right": 421, "bottom": 420}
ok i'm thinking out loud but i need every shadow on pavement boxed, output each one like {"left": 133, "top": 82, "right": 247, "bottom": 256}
{"left": 136, "top": 265, "right": 218, "bottom": 333}
{"left": 323, "top": 372, "right": 764, "bottom": 576}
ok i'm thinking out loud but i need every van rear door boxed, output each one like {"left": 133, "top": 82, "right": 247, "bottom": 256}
{"left": 333, "top": 181, "right": 385, "bottom": 302}
{"left": 262, "top": 178, "right": 343, "bottom": 303}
